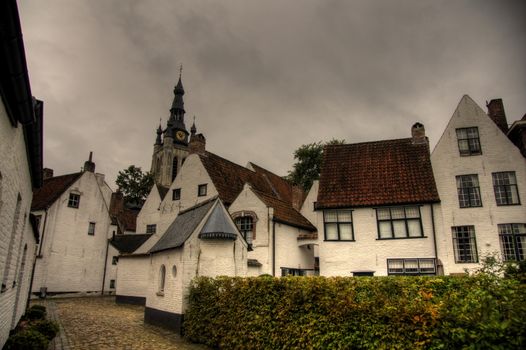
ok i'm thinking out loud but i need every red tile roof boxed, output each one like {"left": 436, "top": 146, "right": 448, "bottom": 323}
{"left": 317, "top": 138, "right": 440, "bottom": 209}
{"left": 31, "top": 172, "right": 83, "bottom": 210}
{"left": 198, "top": 151, "right": 315, "bottom": 231}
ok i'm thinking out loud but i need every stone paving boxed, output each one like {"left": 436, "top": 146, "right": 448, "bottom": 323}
{"left": 33, "top": 297, "right": 206, "bottom": 350}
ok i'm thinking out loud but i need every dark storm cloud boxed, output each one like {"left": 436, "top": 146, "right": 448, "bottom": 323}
{"left": 18, "top": 0, "right": 526, "bottom": 187}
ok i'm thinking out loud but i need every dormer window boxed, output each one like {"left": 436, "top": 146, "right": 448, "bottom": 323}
{"left": 68, "top": 193, "right": 80, "bottom": 208}
{"left": 198, "top": 184, "right": 207, "bottom": 197}
{"left": 456, "top": 127, "right": 481, "bottom": 156}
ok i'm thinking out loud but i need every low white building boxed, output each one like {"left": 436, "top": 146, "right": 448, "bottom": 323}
{"left": 31, "top": 155, "right": 114, "bottom": 296}
{"left": 144, "top": 197, "right": 247, "bottom": 331}
{"left": 0, "top": 1, "right": 44, "bottom": 346}
{"left": 431, "top": 95, "right": 526, "bottom": 274}
{"left": 302, "top": 123, "right": 442, "bottom": 276}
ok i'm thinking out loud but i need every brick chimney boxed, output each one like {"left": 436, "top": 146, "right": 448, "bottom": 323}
{"left": 43, "top": 168, "right": 54, "bottom": 180}
{"left": 189, "top": 133, "right": 206, "bottom": 154}
{"left": 411, "top": 122, "right": 426, "bottom": 145}
{"left": 83, "top": 151, "right": 96, "bottom": 172}
{"left": 486, "top": 99, "right": 508, "bottom": 134}
{"left": 109, "top": 190, "right": 125, "bottom": 217}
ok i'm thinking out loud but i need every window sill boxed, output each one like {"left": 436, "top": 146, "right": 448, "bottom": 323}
{"left": 156, "top": 291, "right": 164, "bottom": 297}
{"left": 376, "top": 236, "right": 428, "bottom": 240}
{"left": 459, "top": 206, "right": 483, "bottom": 209}
{"left": 324, "top": 239, "right": 355, "bottom": 242}
{"left": 496, "top": 203, "right": 521, "bottom": 206}
{"left": 454, "top": 261, "right": 478, "bottom": 264}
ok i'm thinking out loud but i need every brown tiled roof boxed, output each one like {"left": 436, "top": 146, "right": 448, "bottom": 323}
{"left": 253, "top": 190, "right": 316, "bottom": 231}
{"left": 198, "top": 151, "right": 315, "bottom": 231}
{"left": 31, "top": 172, "right": 83, "bottom": 210}
{"left": 111, "top": 208, "right": 138, "bottom": 232}
{"left": 317, "top": 138, "right": 440, "bottom": 209}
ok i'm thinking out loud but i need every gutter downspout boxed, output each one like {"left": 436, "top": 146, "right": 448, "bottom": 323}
{"left": 272, "top": 220, "right": 276, "bottom": 277}
{"left": 37, "top": 208, "right": 48, "bottom": 257}
{"left": 26, "top": 245, "right": 38, "bottom": 305}
{"left": 101, "top": 238, "right": 110, "bottom": 296}
{"left": 430, "top": 204, "right": 439, "bottom": 273}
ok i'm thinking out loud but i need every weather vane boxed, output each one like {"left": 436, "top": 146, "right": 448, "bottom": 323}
{"left": 179, "top": 64, "right": 183, "bottom": 79}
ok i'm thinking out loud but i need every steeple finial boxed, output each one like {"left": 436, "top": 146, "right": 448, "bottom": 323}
{"left": 155, "top": 121, "right": 163, "bottom": 145}
{"left": 191, "top": 116, "right": 197, "bottom": 135}
{"left": 179, "top": 64, "right": 183, "bottom": 80}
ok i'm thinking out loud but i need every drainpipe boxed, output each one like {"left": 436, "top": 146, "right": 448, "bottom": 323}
{"left": 430, "top": 204, "right": 439, "bottom": 270}
{"left": 101, "top": 238, "right": 110, "bottom": 296}
{"left": 272, "top": 220, "right": 276, "bottom": 277}
{"left": 26, "top": 245, "right": 38, "bottom": 306}
{"left": 37, "top": 208, "right": 48, "bottom": 257}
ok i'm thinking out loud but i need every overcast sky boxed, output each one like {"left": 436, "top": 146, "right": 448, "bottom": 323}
{"left": 18, "top": 0, "right": 526, "bottom": 189}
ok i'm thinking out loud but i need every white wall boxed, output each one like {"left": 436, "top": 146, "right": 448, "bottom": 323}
{"left": 431, "top": 95, "right": 526, "bottom": 274}
{"left": 136, "top": 185, "right": 161, "bottom": 234}
{"left": 32, "top": 171, "right": 113, "bottom": 294}
{"left": 115, "top": 255, "right": 150, "bottom": 298}
{"left": 275, "top": 223, "right": 315, "bottom": 274}
{"left": 0, "top": 100, "right": 38, "bottom": 346}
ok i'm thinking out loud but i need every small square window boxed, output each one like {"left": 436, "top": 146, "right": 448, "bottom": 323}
{"left": 68, "top": 193, "right": 80, "bottom": 208}
{"left": 110, "top": 279, "right": 115, "bottom": 289}
{"left": 172, "top": 188, "right": 181, "bottom": 201}
{"left": 456, "top": 127, "right": 481, "bottom": 156}
{"left": 198, "top": 184, "right": 207, "bottom": 197}
{"left": 146, "top": 224, "right": 157, "bottom": 234}
{"left": 112, "top": 256, "right": 119, "bottom": 265}
{"left": 88, "top": 222, "right": 96, "bottom": 236}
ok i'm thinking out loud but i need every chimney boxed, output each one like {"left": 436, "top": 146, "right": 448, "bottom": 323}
{"left": 291, "top": 186, "right": 305, "bottom": 211}
{"left": 83, "top": 151, "right": 96, "bottom": 173}
{"left": 189, "top": 133, "right": 206, "bottom": 154}
{"left": 411, "top": 122, "right": 427, "bottom": 144}
{"left": 109, "top": 190, "right": 125, "bottom": 217}
{"left": 487, "top": 99, "right": 508, "bottom": 134}
{"left": 43, "top": 168, "right": 54, "bottom": 180}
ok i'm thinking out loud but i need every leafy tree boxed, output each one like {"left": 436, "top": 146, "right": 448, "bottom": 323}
{"left": 115, "top": 165, "right": 154, "bottom": 206}
{"left": 286, "top": 139, "right": 345, "bottom": 191}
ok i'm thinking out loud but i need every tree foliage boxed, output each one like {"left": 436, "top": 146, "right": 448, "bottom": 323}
{"left": 115, "top": 165, "right": 154, "bottom": 206}
{"left": 286, "top": 139, "right": 345, "bottom": 191}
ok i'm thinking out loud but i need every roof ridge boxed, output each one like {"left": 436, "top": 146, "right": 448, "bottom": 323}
{"left": 326, "top": 137, "right": 414, "bottom": 148}
{"left": 203, "top": 151, "right": 255, "bottom": 174}
{"left": 43, "top": 171, "right": 83, "bottom": 182}
{"left": 178, "top": 195, "right": 219, "bottom": 215}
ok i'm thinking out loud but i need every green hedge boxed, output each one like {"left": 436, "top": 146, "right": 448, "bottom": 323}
{"left": 185, "top": 275, "right": 525, "bottom": 349}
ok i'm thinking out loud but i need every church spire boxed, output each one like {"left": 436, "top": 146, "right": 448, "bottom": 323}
{"left": 167, "top": 65, "right": 189, "bottom": 145}
{"left": 155, "top": 122, "right": 163, "bottom": 145}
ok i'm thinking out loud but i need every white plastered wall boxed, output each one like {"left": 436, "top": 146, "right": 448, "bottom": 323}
{"left": 431, "top": 95, "right": 526, "bottom": 274}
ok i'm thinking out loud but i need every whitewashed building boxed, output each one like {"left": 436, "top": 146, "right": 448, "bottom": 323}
{"left": 0, "top": 0, "right": 43, "bottom": 346}
{"left": 31, "top": 155, "right": 114, "bottom": 296}
{"left": 431, "top": 95, "right": 526, "bottom": 274}
{"left": 302, "top": 124, "right": 442, "bottom": 276}
{"left": 144, "top": 197, "right": 247, "bottom": 331}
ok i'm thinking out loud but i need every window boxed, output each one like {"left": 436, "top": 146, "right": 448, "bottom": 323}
{"left": 68, "top": 193, "right": 80, "bottom": 208}
{"left": 198, "top": 184, "right": 207, "bottom": 197}
{"left": 452, "top": 226, "right": 478, "bottom": 263}
{"left": 456, "top": 175, "right": 482, "bottom": 208}
{"left": 172, "top": 157, "right": 178, "bottom": 181}
{"left": 456, "top": 127, "right": 481, "bottom": 156}
{"left": 376, "top": 206, "right": 422, "bottom": 239}
{"left": 157, "top": 265, "right": 166, "bottom": 295}
{"left": 235, "top": 216, "right": 254, "bottom": 246}
{"left": 110, "top": 280, "right": 115, "bottom": 289}
{"left": 387, "top": 258, "right": 436, "bottom": 275}
{"left": 146, "top": 224, "right": 157, "bottom": 234}
{"left": 172, "top": 188, "right": 181, "bottom": 201}
{"left": 112, "top": 256, "right": 119, "bottom": 265}
{"left": 499, "top": 224, "right": 526, "bottom": 261}
{"left": 493, "top": 172, "right": 520, "bottom": 205}
{"left": 88, "top": 222, "right": 96, "bottom": 235}
{"left": 323, "top": 210, "right": 354, "bottom": 241}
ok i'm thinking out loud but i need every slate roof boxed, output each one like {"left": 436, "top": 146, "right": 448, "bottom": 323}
{"left": 253, "top": 190, "right": 316, "bottom": 231}
{"left": 198, "top": 203, "right": 239, "bottom": 240}
{"left": 317, "top": 138, "right": 440, "bottom": 209}
{"left": 110, "top": 234, "right": 153, "bottom": 254}
{"left": 149, "top": 197, "right": 217, "bottom": 254}
{"left": 156, "top": 184, "right": 170, "bottom": 201}
{"left": 198, "top": 151, "right": 315, "bottom": 231}
{"left": 31, "top": 172, "right": 83, "bottom": 210}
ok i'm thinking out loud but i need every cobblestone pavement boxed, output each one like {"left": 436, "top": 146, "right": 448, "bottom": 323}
{"left": 34, "top": 297, "right": 207, "bottom": 350}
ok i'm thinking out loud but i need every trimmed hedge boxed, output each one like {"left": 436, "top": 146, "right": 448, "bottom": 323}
{"left": 185, "top": 275, "right": 525, "bottom": 349}
{"left": 3, "top": 329, "right": 49, "bottom": 350}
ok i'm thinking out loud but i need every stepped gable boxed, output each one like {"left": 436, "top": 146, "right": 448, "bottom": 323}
{"left": 31, "top": 172, "right": 83, "bottom": 210}
{"left": 317, "top": 138, "right": 440, "bottom": 209}
{"left": 252, "top": 189, "right": 316, "bottom": 231}
{"left": 149, "top": 197, "right": 217, "bottom": 254}
{"left": 110, "top": 234, "right": 153, "bottom": 254}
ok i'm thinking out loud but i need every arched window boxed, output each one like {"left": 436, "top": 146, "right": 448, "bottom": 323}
{"left": 158, "top": 265, "right": 166, "bottom": 295}
{"left": 235, "top": 216, "right": 254, "bottom": 247}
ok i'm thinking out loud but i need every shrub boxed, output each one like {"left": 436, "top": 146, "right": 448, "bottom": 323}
{"left": 28, "top": 304, "right": 46, "bottom": 313}
{"left": 3, "top": 329, "right": 49, "bottom": 350}
{"left": 185, "top": 275, "right": 526, "bottom": 349}
{"left": 29, "top": 320, "right": 59, "bottom": 340}
{"left": 24, "top": 307, "right": 46, "bottom": 321}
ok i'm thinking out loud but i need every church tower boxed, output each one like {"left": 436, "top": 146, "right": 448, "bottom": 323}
{"left": 150, "top": 72, "right": 190, "bottom": 188}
